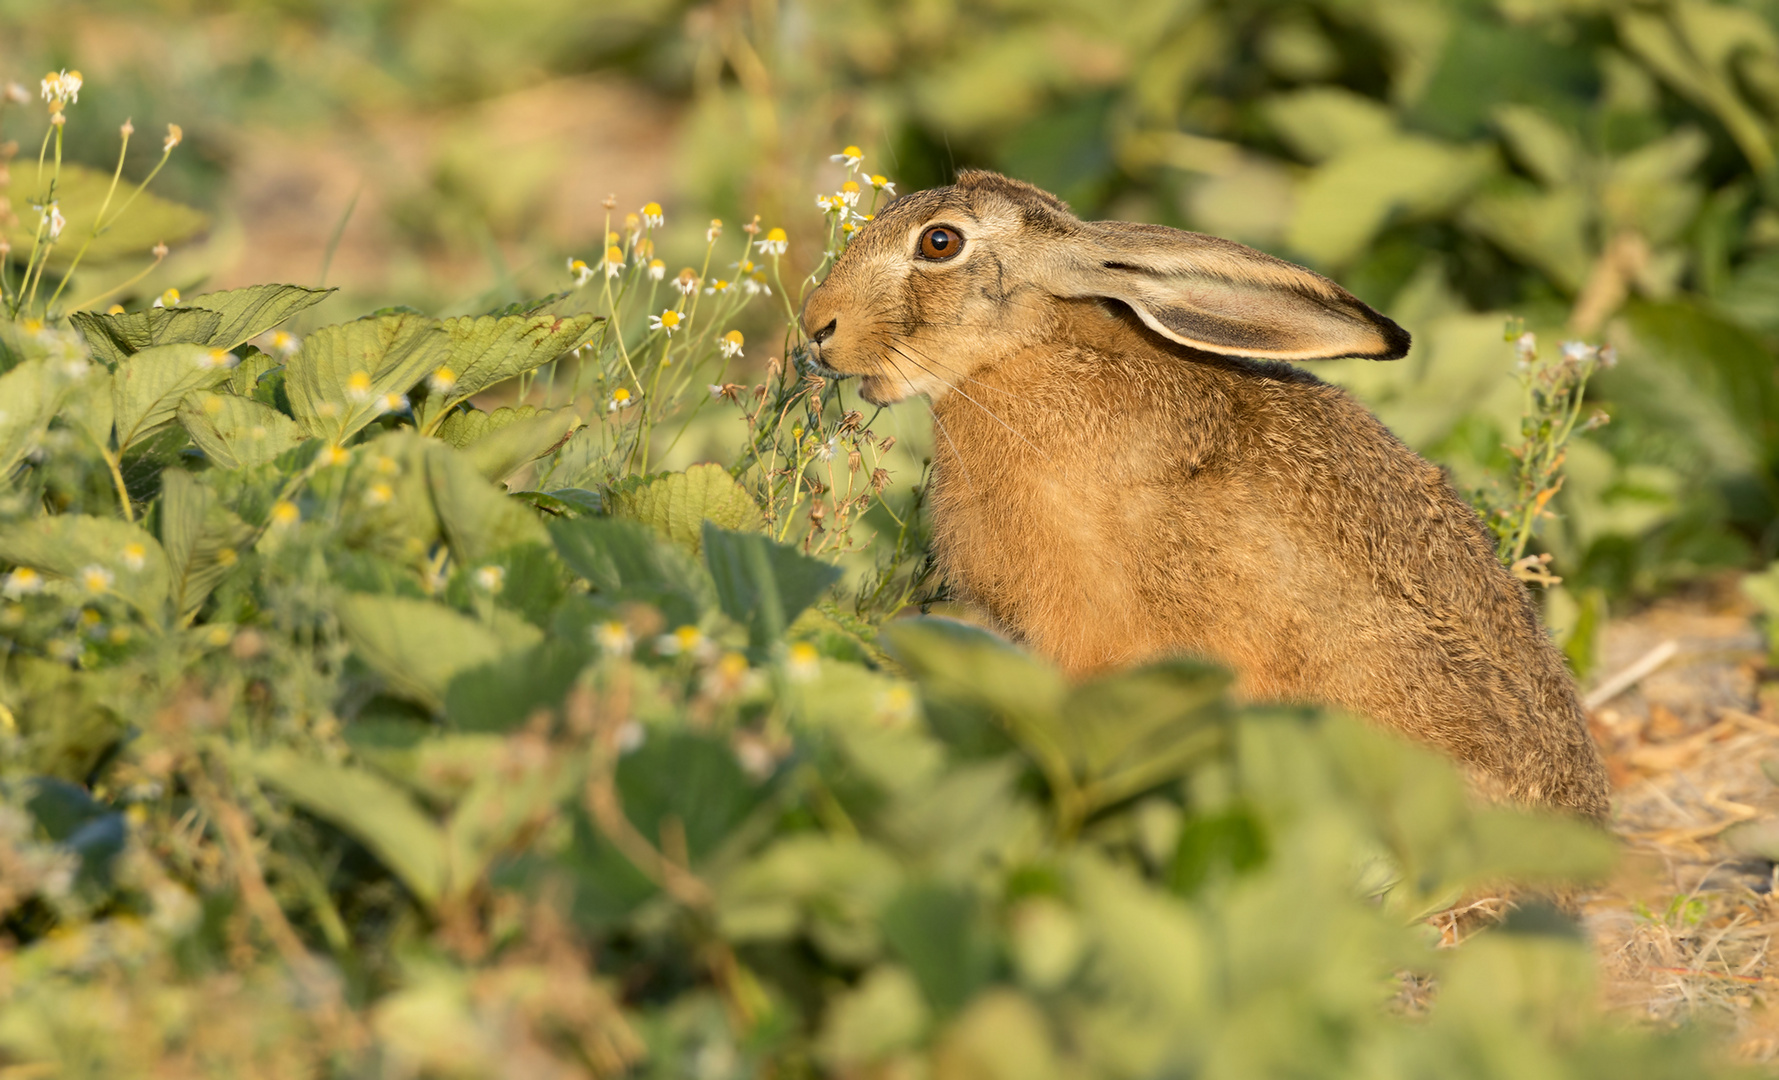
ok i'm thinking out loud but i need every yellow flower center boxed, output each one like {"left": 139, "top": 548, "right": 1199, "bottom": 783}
{"left": 612, "top": 388, "right": 631, "bottom": 403}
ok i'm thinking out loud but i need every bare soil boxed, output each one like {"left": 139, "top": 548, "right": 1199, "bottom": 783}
{"left": 1579, "top": 580, "right": 1779, "bottom": 1062}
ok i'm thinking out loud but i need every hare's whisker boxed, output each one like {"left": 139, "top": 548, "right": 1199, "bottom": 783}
{"left": 884, "top": 341, "right": 1050, "bottom": 462}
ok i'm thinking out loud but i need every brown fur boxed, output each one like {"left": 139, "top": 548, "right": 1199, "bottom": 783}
{"left": 800, "top": 171, "right": 1609, "bottom": 820}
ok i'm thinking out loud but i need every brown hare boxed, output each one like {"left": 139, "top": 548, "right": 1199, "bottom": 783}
{"left": 799, "top": 170, "right": 1609, "bottom": 820}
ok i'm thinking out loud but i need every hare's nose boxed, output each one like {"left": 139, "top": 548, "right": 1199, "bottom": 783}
{"left": 810, "top": 318, "right": 837, "bottom": 345}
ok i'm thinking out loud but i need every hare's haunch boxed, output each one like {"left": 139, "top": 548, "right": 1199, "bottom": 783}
{"left": 801, "top": 171, "right": 1609, "bottom": 820}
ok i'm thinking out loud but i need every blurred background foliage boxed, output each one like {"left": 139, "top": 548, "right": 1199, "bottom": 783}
{"left": 6, "top": 0, "right": 1779, "bottom": 624}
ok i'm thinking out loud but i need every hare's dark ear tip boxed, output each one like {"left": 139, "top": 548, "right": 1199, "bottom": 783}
{"left": 1373, "top": 314, "right": 1412, "bottom": 360}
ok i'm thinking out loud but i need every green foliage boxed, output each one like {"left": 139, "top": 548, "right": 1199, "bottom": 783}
{"left": 0, "top": 270, "right": 1726, "bottom": 1077}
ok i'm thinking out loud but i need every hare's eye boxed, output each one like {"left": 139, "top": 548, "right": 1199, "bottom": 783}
{"left": 918, "top": 225, "right": 963, "bottom": 261}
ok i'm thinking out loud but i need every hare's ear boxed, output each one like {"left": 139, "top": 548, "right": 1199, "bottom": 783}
{"left": 1055, "top": 222, "right": 1410, "bottom": 361}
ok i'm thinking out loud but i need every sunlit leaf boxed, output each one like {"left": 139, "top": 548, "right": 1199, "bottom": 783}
{"left": 177, "top": 390, "right": 307, "bottom": 469}
{"left": 609, "top": 464, "right": 763, "bottom": 553}
{"left": 111, "top": 342, "right": 234, "bottom": 453}
{"left": 283, "top": 313, "right": 449, "bottom": 444}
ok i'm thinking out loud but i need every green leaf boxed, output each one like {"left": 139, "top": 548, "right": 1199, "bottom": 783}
{"left": 701, "top": 523, "right": 842, "bottom": 653}
{"left": 880, "top": 884, "right": 996, "bottom": 1017}
{"left": 335, "top": 592, "right": 533, "bottom": 711}
{"left": 445, "top": 638, "right": 591, "bottom": 733}
{"left": 1061, "top": 660, "right": 1231, "bottom": 807}
{"left": 283, "top": 314, "right": 449, "bottom": 444}
{"left": 439, "top": 405, "right": 583, "bottom": 483}
{"left": 0, "top": 360, "right": 66, "bottom": 479}
{"left": 418, "top": 313, "right": 599, "bottom": 431}
{"left": 112, "top": 343, "right": 235, "bottom": 453}
{"left": 244, "top": 747, "right": 448, "bottom": 906}
{"left": 177, "top": 391, "right": 307, "bottom": 469}
{"left": 610, "top": 464, "right": 764, "bottom": 553}
{"left": 0, "top": 514, "right": 171, "bottom": 622}
{"left": 70, "top": 308, "right": 223, "bottom": 368}
{"left": 3, "top": 162, "right": 208, "bottom": 269}
{"left": 423, "top": 437, "right": 549, "bottom": 562}
{"left": 548, "top": 516, "right": 714, "bottom": 626}
{"left": 156, "top": 469, "right": 253, "bottom": 624}
{"left": 178, "top": 284, "right": 333, "bottom": 352}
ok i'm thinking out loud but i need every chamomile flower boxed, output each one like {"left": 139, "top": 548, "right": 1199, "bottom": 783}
{"left": 40, "top": 69, "right": 82, "bottom": 106}
{"left": 38, "top": 203, "right": 64, "bottom": 241}
{"left": 831, "top": 145, "right": 864, "bottom": 167}
{"left": 815, "top": 193, "right": 839, "bottom": 213}
{"left": 595, "top": 621, "right": 633, "bottom": 656}
{"left": 755, "top": 227, "right": 788, "bottom": 256}
{"left": 719, "top": 330, "right": 744, "bottom": 359}
{"left": 641, "top": 201, "right": 664, "bottom": 228}
{"left": 120, "top": 543, "right": 147, "bottom": 571}
{"left": 365, "top": 482, "right": 394, "bottom": 506}
{"left": 473, "top": 565, "right": 505, "bottom": 594}
{"left": 2, "top": 567, "right": 43, "bottom": 599}
{"left": 608, "top": 387, "right": 636, "bottom": 412}
{"left": 200, "top": 349, "right": 237, "bottom": 369}
{"left": 836, "top": 180, "right": 862, "bottom": 207}
{"left": 80, "top": 565, "right": 114, "bottom": 594}
{"left": 786, "top": 641, "right": 820, "bottom": 681}
{"left": 346, "top": 371, "right": 373, "bottom": 401}
{"left": 704, "top": 279, "right": 732, "bottom": 295}
{"left": 869, "top": 174, "right": 896, "bottom": 195}
{"left": 318, "top": 444, "right": 350, "bottom": 467}
{"left": 269, "top": 330, "right": 300, "bottom": 356}
{"left": 707, "top": 219, "right": 723, "bottom": 243}
{"left": 602, "top": 245, "right": 625, "bottom": 279}
{"left": 428, "top": 366, "right": 458, "bottom": 394}
{"left": 674, "top": 268, "right": 699, "bottom": 295}
{"left": 270, "top": 501, "right": 300, "bottom": 527}
{"left": 377, "top": 392, "right": 408, "bottom": 415}
{"left": 648, "top": 258, "right": 666, "bottom": 281}
{"left": 649, "top": 309, "right": 684, "bottom": 335}
{"left": 732, "top": 257, "right": 755, "bottom": 276}
{"left": 568, "top": 258, "right": 595, "bottom": 286}
{"left": 743, "top": 273, "right": 771, "bottom": 298}
{"left": 655, "top": 624, "right": 707, "bottom": 657}
{"left": 153, "top": 288, "right": 181, "bottom": 309}
{"left": 1560, "top": 341, "right": 1595, "bottom": 363}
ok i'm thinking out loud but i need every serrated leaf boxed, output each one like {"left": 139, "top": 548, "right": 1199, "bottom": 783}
{"left": 177, "top": 391, "right": 306, "bottom": 469}
{"left": 417, "top": 314, "right": 598, "bottom": 433}
{"left": 0, "top": 514, "right": 170, "bottom": 622}
{"left": 702, "top": 523, "right": 843, "bottom": 654}
{"left": 157, "top": 469, "right": 254, "bottom": 623}
{"left": 70, "top": 308, "right": 223, "bottom": 368}
{"left": 4, "top": 162, "right": 208, "bottom": 270}
{"left": 226, "top": 347, "right": 281, "bottom": 396}
{"left": 283, "top": 314, "right": 449, "bottom": 444}
{"left": 112, "top": 343, "right": 235, "bottom": 453}
{"left": 436, "top": 405, "right": 584, "bottom": 482}
{"left": 244, "top": 747, "right": 448, "bottom": 906}
{"left": 178, "top": 284, "right": 333, "bottom": 351}
{"left": 335, "top": 592, "right": 534, "bottom": 711}
{"left": 610, "top": 464, "right": 763, "bottom": 553}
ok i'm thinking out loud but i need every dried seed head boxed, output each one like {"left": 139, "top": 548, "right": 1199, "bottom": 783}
{"left": 870, "top": 468, "right": 891, "bottom": 492}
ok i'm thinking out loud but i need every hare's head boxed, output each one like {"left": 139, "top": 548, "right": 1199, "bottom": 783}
{"left": 800, "top": 170, "right": 1409, "bottom": 405}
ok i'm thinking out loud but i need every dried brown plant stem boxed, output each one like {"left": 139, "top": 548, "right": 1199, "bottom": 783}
{"left": 187, "top": 762, "right": 366, "bottom": 1053}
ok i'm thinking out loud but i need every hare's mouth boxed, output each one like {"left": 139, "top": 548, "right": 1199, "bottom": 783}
{"left": 794, "top": 344, "right": 850, "bottom": 381}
